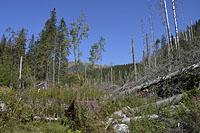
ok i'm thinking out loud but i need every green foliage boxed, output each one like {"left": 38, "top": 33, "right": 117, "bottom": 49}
{"left": 0, "top": 86, "right": 104, "bottom": 132}
{"left": 89, "top": 37, "right": 106, "bottom": 67}
{"left": 70, "top": 13, "right": 89, "bottom": 66}
{"left": 3, "top": 121, "right": 66, "bottom": 133}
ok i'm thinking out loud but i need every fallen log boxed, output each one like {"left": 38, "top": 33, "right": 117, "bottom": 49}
{"left": 105, "top": 93, "right": 187, "bottom": 132}
{"left": 33, "top": 116, "right": 59, "bottom": 121}
{"left": 133, "top": 93, "right": 184, "bottom": 113}
{"left": 116, "top": 62, "right": 200, "bottom": 96}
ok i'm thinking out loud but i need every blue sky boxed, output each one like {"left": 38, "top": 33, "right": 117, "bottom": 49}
{"left": 0, "top": 0, "right": 199, "bottom": 65}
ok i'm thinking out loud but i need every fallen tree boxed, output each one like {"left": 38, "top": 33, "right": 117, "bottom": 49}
{"left": 105, "top": 93, "right": 185, "bottom": 132}
{"left": 114, "top": 62, "right": 200, "bottom": 97}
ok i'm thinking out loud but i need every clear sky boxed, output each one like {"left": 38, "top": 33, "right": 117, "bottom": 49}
{"left": 0, "top": 0, "right": 199, "bottom": 65}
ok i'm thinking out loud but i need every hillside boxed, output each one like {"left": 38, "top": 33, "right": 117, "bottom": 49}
{"left": 0, "top": 1, "right": 200, "bottom": 133}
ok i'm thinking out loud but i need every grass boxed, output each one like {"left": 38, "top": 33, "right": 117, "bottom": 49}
{"left": 3, "top": 121, "right": 66, "bottom": 133}
{"left": 0, "top": 87, "right": 200, "bottom": 132}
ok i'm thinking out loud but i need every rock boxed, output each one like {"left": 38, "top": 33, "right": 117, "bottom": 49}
{"left": 122, "top": 117, "right": 131, "bottom": 123}
{"left": 113, "top": 110, "right": 131, "bottom": 124}
{"left": 114, "top": 110, "right": 126, "bottom": 118}
{"left": 113, "top": 124, "right": 129, "bottom": 133}
{"left": 106, "top": 118, "right": 113, "bottom": 125}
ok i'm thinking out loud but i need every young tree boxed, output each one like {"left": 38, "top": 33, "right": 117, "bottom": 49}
{"left": 97, "top": 37, "right": 105, "bottom": 83}
{"left": 89, "top": 43, "right": 99, "bottom": 66}
{"left": 89, "top": 37, "right": 105, "bottom": 66}
{"left": 15, "top": 28, "right": 27, "bottom": 62}
{"left": 70, "top": 13, "right": 89, "bottom": 68}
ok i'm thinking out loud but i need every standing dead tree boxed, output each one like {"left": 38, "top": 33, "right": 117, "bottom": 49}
{"left": 131, "top": 38, "right": 137, "bottom": 81}
{"left": 161, "top": 0, "right": 172, "bottom": 55}
{"left": 146, "top": 34, "right": 151, "bottom": 69}
{"left": 172, "top": 0, "right": 180, "bottom": 50}
{"left": 148, "top": 1, "right": 157, "bottom": 68}
{"left": 19, "top": 56, "right": 23, "bottom": 89}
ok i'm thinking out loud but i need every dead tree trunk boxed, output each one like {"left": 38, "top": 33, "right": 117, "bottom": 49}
{"left": 146, "top": 34, "right": 151, "bottom": 68}
{"left": 163, "top": 0, "right": 172, "bottom": 53}
{"left": 84, "top": 65, "right": 87, "bottom": 84}
{"left": 190, "top": 19, "right": 194, "bottom": 40}
{"left": 111, "top": 66, "right": 113, "bottom": 85}
{"left": 19, "top": 56, "right": 23, "bottom": 89}
{"left": 117, "top": 62, "right": 200, "bottom": 96}
{"left": 172, "top": 0, "right": 180, "bottom": 50}
{"left": 58, "top": 46, "right": 61, "bottom": 84}
{"left": 52, "top": 35, "right": 57, "bottom": 87}
{"left": 148, "top": 2, "right": 157, "bottom": 68}
{"left": 131, "top": 38, "right": 137, "bottom": 81}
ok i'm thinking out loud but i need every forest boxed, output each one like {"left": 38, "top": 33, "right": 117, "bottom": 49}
{"left": 0, "top": 0, "right": 200, "bottom": 133}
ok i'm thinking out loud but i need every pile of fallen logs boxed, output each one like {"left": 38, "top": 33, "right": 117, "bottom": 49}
{"left": 105, "top": 92, "right": 189, "bottom": 133}
{"left": 113, "top": 62, "right": 200, "bottom": 97}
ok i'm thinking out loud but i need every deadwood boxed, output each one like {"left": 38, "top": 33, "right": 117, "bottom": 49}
{"left": 115, "top": 62, "right": 200, "bottom": 96}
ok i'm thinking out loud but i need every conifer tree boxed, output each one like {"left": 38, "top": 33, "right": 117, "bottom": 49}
{"left": 57, "top": 18, "right": 70, "bottom": 84}
{"left": 0, "top": 34, "right": 6, "bottom": 64}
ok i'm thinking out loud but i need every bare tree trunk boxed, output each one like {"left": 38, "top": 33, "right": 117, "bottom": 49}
{"left": 58, "top": 46, "right": 61, "bottom": 84}
{"left": 188, "top": 26, "right": 192, "bottom": 41}
{"left": 100, "top": 67, "right": 103, "bottom": 84}
{"left": 140, "top": 20, "right": 146, "bottom": 71}
{"left": 131, "top": 39, "right": 137, "bottom": 81}
{"left": 146, "top": 34, "right": 151, "bottom": 68}
{"left": 172, "top": 0, "right": 180, "bottom": 50}
{"left": 73, "top": 45, "right": 77, "bottom": 66}
{"left": 190, "top": 19, "right": 194, "bottom": 40}
{"left": 111, "top": 66, "right": 113, "bottom": 85}
{"left": 46, "top": 64, "right": 49, "bottom": 89}
{"left": 119, "top": 71, "right": 121, "bottom": 82}
{"left": 78, "top": 45, "right": 81, "bottom": 65}
{"left": 52, "top": 36, "right": 56, "bottom": 87}
{"left": 33, "top": 64, "right": 36, "bottom": 88}
{"left": 19, "top": 56, "right": 23, "bottom": 89}
{"left": 84, "top": 64, "right": 87, "bottom": 84}
{"left": 148, "top": 2, "right": 157, "bottom": 68}
{"left": 163, "top": 0, "right": 172, "bottom": 53}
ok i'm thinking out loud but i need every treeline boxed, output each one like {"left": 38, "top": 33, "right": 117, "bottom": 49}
{"left": 0, "top": 8, "right": 107, "bottom": 88}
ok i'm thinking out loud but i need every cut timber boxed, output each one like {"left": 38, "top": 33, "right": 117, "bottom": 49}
{"left": 116, "top": 62, "right": 200, "bottom": 96}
